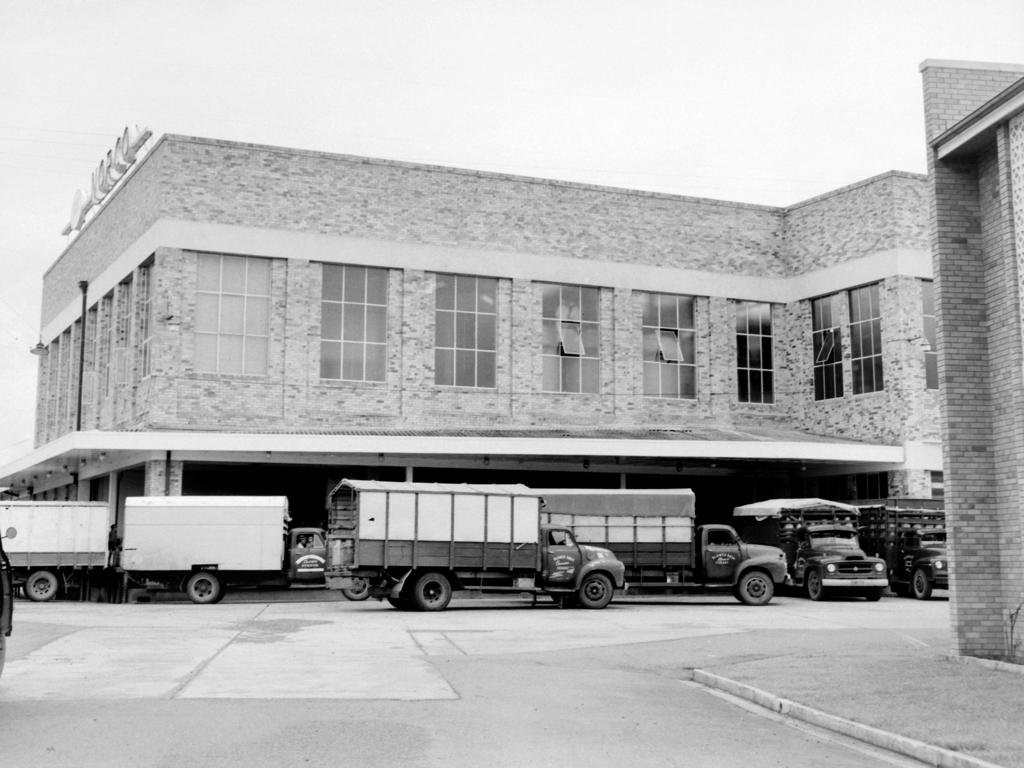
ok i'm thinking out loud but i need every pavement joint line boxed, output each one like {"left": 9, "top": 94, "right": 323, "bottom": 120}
{"left": 686, "top": 669, "right": 1007, "bottom": 768}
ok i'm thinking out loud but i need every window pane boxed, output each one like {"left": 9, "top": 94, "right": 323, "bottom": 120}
{"left": 436, "top": 310, "right": 455, "bottom": 348}
{"left": 455, "top": 349, "right": 475, "bottom": 386}
{"left": 322, "top": 303, "right": 343, "bottom": 340}
{"left": 196, "top": 293, "right": 220, "bottom": 333}
{"left": 660, "top": 362, "right": 679, "bottom": 395}
{"left": 679, "top": 330, "right": 695, "bottom": 361}
{"left": 196, "top": 333, "right": 217, "bottom": 372}
{"left": 321, "top": 341, "right": 341, "bottom": 379}
{"left": 456, "top": 277, "right": 476, "bottom": 311}
{"left": 747, "top": 340, "right": 761, "bottom": 369}
{"left": 247, "top": 259, "right": 270, "bottom": 295}
{"left": 365, "top": 268, "right": 387, "bottom": 305}
{"left": 926, "top": 355, "right": 938, "bottom": 389}
{"left": 924, "top": 316, "right": 937, "bottom": 348}
{"left": 761, "top": 338, "right": 772, "bottom": 369}
{"left": 365, "top": 305, "right": 386, "bottom": 343}
{"left": 736, "top": 335, "right": 748, "bottom": 368}
{"left": 456, "top": 311, "right": 475, "bottom": 349}
{"left": 477, "top": 313, "right": 495, "bottom": 351}
{"left": 342, "top": 342, "right": 363, "bottom": 380}
{"left": 542, "top": 355, "right": 560, "bottom": 391}
{"left": 197, "top": 255, "right": 221, "bottom": 291}
{"left": 678, "top": 296, "right": 694, "bottom": 327}
{"left": 220, "top": 295, "right": 245, "bottom": 334}
{"left": 365, "top": 344, "right": 386, "bottom": 381}
{"left": 436, "top": 274, "right": 455, "bottom": 309}
{"left": 738, "top": 371, "right": 749, "bottom": 401}
{"left": 750, "top": 373, "right": 762, "bottom": 403}
{"left": 435, "top": 348, "right": 453, "bottom": 385}
{"left": 343, "top": 304, "right": 365, "bottom": 341}
{"left": 658, "top": 294, "right": 677, "bottom": 328}
{"left": 478, "top": 278, "right": 496, "bottom": 311}
{"left": 580, "top": 287, "right": 599, "bottom": 322}
{"left": 643, "top": 328, "right": 660, "bottom": 362}
{"left": 245, "top": 297, "right": 269, "bottom": 335}
{"left": 323, "top": 265, "right": 345, "bottom": 300}
{"left": 762, "top": 372, "right": 774, "bottom": 402}
{"left": 245, "top": 337, "right": 267, "bottom": 374}
{"left": 541, "top": 320, "right": 560, "bottom": 355}
{"left": 542, "top": 284, "right": 560, "bottom": 318}
{"left": 642, "top": 294, "right": 658, "bottom": 326}
{"left": 873, "top": 357, "right": 884, "bottom": 391}
{"left": 659, "top": 330, "right": 683, "bottom": 362}
{"left": 344, "top": 267, "right": 366, "bottom": 302}
{"left": 477, "top": 352, "right": 495, "bottom": 388}
{"left": 581, "top": 323, "right": 599, "bottom": 357}
{"left": 219, "top": 335, "right": 243, "bottom": 374}
{"left": 222, "top": 256, "right": 246, "bottom": 293}
{"left": 560, "top": 323, "right": 583, "bottom": 356}
{"left": 679, "top": 367, "right": 696, "bottom": 399}
{"left": 561, "top": 357, "right": 580, "bottom": 392}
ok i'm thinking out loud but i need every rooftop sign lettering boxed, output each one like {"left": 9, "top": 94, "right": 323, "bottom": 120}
{"left": 61, "top": 124, "right": 153, "bottom": 236}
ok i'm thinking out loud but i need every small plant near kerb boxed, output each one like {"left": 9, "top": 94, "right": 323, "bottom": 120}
{"left": 1006, "top": 599, "right": 1023, "bottom": 664}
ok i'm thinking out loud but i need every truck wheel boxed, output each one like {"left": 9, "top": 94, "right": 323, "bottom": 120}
{"left": 736, "top": 570, "right": 774, "bottom": 606}
{"left": 185, "top": 571, "right": 222, "bottom": 604}
{"left": 25, "top": 570, "right": 60, "bottom": 602}
{"left": 805, "top": 569, "right": 826, "bottom": 601}
{"left": 410, "top": 572, "right": 452, "bottom": 611}
{"left": 863, "top": 587, "right": 884, "bottom": 602}
{"left": 386, "top": 596, "right": 409, "bottom": 610}
{"left": 910, "top": 568, "right": 933, "bottom": 600}
{"left": 341, "top": 578, "right": 371, "bottom": 601}
{"left": 577, "top": 573, "right": 613, "bottom": 609}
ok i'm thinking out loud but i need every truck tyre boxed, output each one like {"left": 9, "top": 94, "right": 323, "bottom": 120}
{"left": 577, "top": 573, "right": 614, "bottom": 609}
{"left": 25, "top": 569, "right": 60, "bottom": 602}
{"left": 910, "top": 568, "right": 933, "bottom": 600}
{"left": 805, "top": 569, "right": 826, "bottom": 601}
{"left": 184, "top": 571, "right": 222, "bottom": 604}
{"left": 863, "top": 587, "right": 884, "bottom": 601}
{"left": 341, "top": 577, "right": 371, "bottom": 601}
{"left": 409, "top": 572, "right": 452, "bottom": 611}
{"left": 735, "top": 570, "right": 774, "bottom": 606}
{"left": 386, "top": 596, "right": 409, "bottom": 610}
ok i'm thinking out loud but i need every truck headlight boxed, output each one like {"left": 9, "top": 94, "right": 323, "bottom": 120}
{"left": 934, "top": 560, "right": 945, "bottom": 570}
{"left": 826, "top": 563, "right": 837, "bottom": 573}
{"left": 874, "top": 562, "right": 885, "bottom": 572}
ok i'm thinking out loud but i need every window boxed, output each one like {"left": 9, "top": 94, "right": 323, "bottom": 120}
{"left": 542, "top": 284, "right": 600, "bottom": 393}
{"left": 139, "top": 265, "right": 154, "bottom": 378}
{"left": 931, "top": 471, "right": 944, "bottom": 500}
{"left": 195, "top": 254, "right": 270, "bottom": 375}
{"left": 812, "top": 294, "right": 843, "bottom": 400}
{"left": 435, "top": 274, "right": 496, "bottom": 387}
{"left": 643, "top": 293, "right": 696, "bottom": 399}
{"left": 735, "top": 302, "right": 773, "bottom": 403}
{"left": 922, "top": 280, "right": 938, "bottom": 390}
{"left": 114, "top": 278, "right": 133, "bottom": 386}
{"left": 100, "top": 294, "right": 113, "bottom": 396}
{"left": 855, "top": 472, "right": 888, "bottom": 500}
{"left": 849, "top": 283, "right": 884, "bottom": 394}
{"left": 320, "top": 264, "right": 387, "bottom": 381}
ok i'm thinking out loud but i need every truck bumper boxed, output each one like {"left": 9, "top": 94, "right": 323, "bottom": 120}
{"left": 822, "top": 577, "right": 889, "bottom": 588}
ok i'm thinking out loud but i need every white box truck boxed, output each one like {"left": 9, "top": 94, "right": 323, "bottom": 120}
{"left": 0, "top": 501, "right": 111, "bottom": 601}
{"left": 121, "top": 496, "right": 326, "bottom": 603}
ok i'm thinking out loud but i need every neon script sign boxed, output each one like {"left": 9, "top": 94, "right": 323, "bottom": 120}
{"left": 61, "top": 124, "right": 153, "bottom": 235}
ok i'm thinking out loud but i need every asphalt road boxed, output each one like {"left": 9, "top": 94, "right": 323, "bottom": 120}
{"left": 0, "top": 592, "right": 949, "bottom": 768}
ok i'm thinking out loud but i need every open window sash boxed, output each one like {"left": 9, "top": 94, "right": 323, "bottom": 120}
{"left": 658, "top": 329, "right": 684, "bottom": 362}
{"left": 558, "top": 321, "right": 585, "bottom": 356}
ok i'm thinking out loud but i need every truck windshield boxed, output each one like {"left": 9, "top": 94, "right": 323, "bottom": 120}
{"left": 920, "top": 532, "right": 946, "bottom": 545}
{"left": 807, "top": 530, "right": 859, "bottom": 548}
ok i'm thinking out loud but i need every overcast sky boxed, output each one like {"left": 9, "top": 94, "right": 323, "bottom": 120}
{"left": 1, "top": 0, "right": 1023, "bottom": 466}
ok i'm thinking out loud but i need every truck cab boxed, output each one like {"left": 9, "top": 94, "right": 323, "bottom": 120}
{"left": 698, "top": 525, "right": 790, "bottom": 605}
{"left": 793, "top": 524, "right": 888, "bottom": 601}
{"left": 286, "top": 527, "right": 327, "bottom": 583}
{"left": 894, "top": 528, "right": 948, "bottom": 599}
{"left": 1, "top": 526, "right": 16, "bottom": 679}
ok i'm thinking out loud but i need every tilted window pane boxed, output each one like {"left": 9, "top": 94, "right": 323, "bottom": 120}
{"left": 559, "top": 322, "right": 584, "bottom": 356}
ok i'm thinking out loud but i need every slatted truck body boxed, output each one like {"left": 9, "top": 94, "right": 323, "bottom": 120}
{"left": 537, "top": 488, "right": 788, "bottom": 605}
{"left": 857, "top": 501, "right": 947, "bottom": 599}
{"left": 324, "top": 480, "right": 626, "bottom": 611}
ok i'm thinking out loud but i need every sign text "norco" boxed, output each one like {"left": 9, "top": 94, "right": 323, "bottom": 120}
{"left": 61, "top": 125, "right": 152, "bottom": 236}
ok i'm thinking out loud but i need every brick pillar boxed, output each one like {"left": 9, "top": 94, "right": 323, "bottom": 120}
{"left": 143, "top": 456, "right": 184, "bottom": 496}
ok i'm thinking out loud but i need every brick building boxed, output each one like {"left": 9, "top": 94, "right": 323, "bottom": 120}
{"left": 921, "top": 59, "right": 1024, "bottom": 659}
{"left": 0, "top": 133, "right": 941, "bottom": 527}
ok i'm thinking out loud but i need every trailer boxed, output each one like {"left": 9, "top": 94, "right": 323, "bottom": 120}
{"left": 732, "top": 498, "right": 888, "bottom": 601}
{"left": 857, "top": 501, "right": 947, "bottom": 599}
{"left": 537, "top": 488, "right": 789, "bottom": 605}
{"left": 120, "top": 496, "right": 325, "bottom": 603}
{"left": 324, "top": 480, "right": 627, "bottom": 610}
{"left": 0, "top": 501, "right": 111, "bottom": 601}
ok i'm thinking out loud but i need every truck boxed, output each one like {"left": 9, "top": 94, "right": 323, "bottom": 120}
{"left": 323, "top": 480, "right": 627, "bottom": 611}
{"left": 120, "top": 496, "right": 326, "bottom": 603}
{"left": 856, "top": 501, "right": 947, "bottom": 599}
{"left": 0, "top": 501, "right": 111, "bottom": 601}
{"left": 731, "top": 498, "right": 888, "bottom": 601}
{"left": 1, "top": 525, "right": 15, "bottom": 680}
{"left": 537, "top": 488, "right": 789, "bottom": 605}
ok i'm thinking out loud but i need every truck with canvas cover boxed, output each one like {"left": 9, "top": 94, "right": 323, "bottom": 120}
{"left": 537, "top": 488, "right": 788, "bottom": 605}
{"left": 0, "top": 501, "right": 111, "bottom": 601}
{"left": 0, "top": 525, "right": 15, "bottom": 680}
{"left": 856, "top": 501, "right": 947, "bottom": 599}
{"left": 731, "top": 498, "right": 888, "bottom": 601}
{"left": 120, "top": 496, "right": 325, "bottom": 603}
{"left": 324, "top": 480, "right": 627, "bottom": 611}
